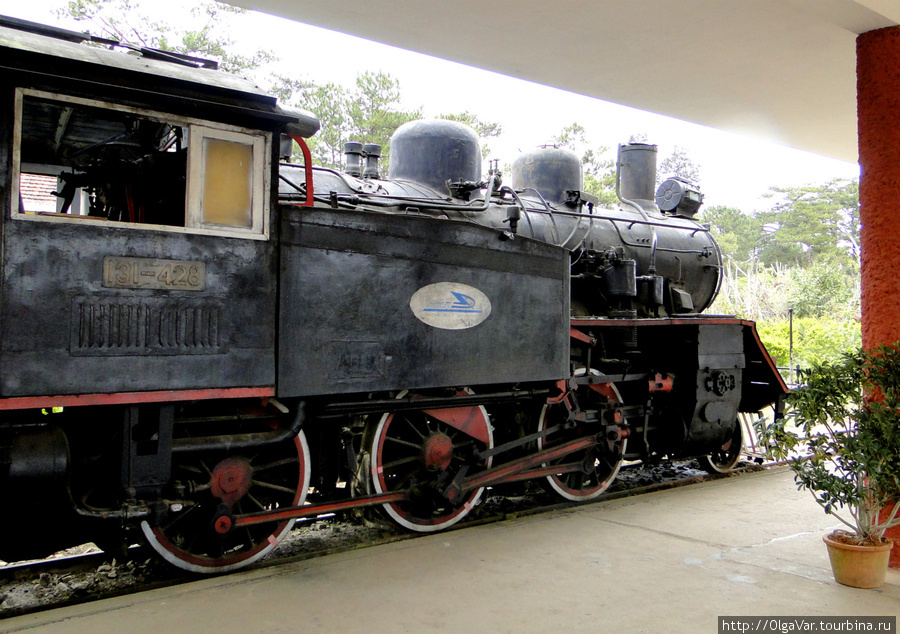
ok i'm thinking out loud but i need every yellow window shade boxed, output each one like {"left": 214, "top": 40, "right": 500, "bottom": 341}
{"left": 201, "top": 137, "right": 253, "bottom": 228}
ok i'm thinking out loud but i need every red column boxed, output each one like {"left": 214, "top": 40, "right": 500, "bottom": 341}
{"left": 858, "top": 26, "right": 900, "bottom": 568}
{"left": 858, "top": 26, "right": 900, "bottom": 350}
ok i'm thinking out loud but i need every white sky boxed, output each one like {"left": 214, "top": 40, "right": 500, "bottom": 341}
{"left": 5, "top": 0, "right": 861, "bottom": 211}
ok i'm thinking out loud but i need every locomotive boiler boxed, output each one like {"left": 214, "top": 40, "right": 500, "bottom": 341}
{"left": 0, "top": 16, "right": 787, "bottom": 573}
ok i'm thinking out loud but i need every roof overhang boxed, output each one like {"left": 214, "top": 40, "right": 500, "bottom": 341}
{"left": 228, "top": 0, "right": 900, "bottom": 163}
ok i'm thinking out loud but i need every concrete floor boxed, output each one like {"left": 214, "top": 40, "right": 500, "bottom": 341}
{"left": 3, "top": 467, "right": 898, "bottom": 633}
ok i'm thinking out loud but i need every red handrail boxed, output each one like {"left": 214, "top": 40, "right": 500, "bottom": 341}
{"left": 289, "top": 134, "right": 314, "bottom": 207}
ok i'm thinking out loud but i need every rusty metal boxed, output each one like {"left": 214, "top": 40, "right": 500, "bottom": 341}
{"left": 210, "top": 457, "right": 253, "bottom": 507}
{"left": 422, "top": 433, "right": 455, "bottom": 471}
{"left": 569, "top": 327, "right": 595, "bottom": 345}
{"left": 648, "top": 373, "right": 673, "bottom": 392}
{"left": 491, "top": 462, "right": 585, "bottom": 484}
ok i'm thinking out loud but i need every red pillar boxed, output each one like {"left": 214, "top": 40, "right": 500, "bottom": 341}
{"left": 858, "top": 26, "right": 900, "bottom": 567}
{"left": 858, "top": 26, "right": 900, "bottom": 350}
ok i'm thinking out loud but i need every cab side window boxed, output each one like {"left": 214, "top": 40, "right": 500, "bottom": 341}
{"left": 13, "top": 90, "right": 270, "bottom": 239}
{"left": 188, "top": 127, "right": 266, "bottom": 235}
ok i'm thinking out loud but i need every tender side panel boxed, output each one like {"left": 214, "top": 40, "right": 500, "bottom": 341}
{"left": 0, "top": 51, "right": 284, "bottom": 399}
{"left": 0, "top": 220, "right": 276, "bottom": 396}
{"left": 278, "top": 207, "right": 570, "bottom": 397}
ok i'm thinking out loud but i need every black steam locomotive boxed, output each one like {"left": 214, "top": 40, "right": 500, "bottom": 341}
{"left": 0, "top": 16, "right": 786, "bottom": 572}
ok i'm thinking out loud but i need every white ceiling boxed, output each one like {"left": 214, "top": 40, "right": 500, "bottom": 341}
{"left": 230, "top": 0, "right": 899, "bottom": 163}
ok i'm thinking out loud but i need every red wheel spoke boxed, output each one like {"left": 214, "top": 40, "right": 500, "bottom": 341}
{"left": 251, "top": 479, "right": 297, "bottom": 495}
{"left": 385, "top": 436, "right": 423, "bottom": 450}
{"left": 252, "top": 456, "right": 299, "bottom": 472}
{"left": 381, "top": 455, "right": 421, "bottom": 470}
{"left": 245, "top": 492, "right": 266, "bottom": 511}
{"left": 402, "top": 415, "right": 427, "bottom": 439}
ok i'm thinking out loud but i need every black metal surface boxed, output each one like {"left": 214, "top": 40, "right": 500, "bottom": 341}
{"left": 122, "top": 405, "right": 173, "bottom": 494}
{"left": 171, "top": 404, "right": 305, "bottom": 453}
{"left": 0, "top": 33, "right": 282, "bottom": 397}
{"left": 567, "top": 320, "right": 756, "bottom": 460}
{"left": 617, "top": 143, "right": 658, "bottom": 207}
{"left": 0, "top": 425, "right": 85, "bottom": 561}
{"left": 656, "top": 177, "right": 703, "bottom": 217}
{"left": 0, "top": 219, "right": 276, "bottom": 396}
{"left": 278, "top": 206, "right": 569, "bottom": 396}
{"left": 4, "top": 425, "right": 69, "bottom": 482}
{"left": 569, "top": 212, "right": 721, "bottom": 316}
{"left": 388, "top": 119, "right": 481, "bottom": 190}
{"left": 0, "top": 15, "right": 90, "bottom": 43}
{"left": 0, "top": 22, "right": 272, "bottom": 105}
{"left": 512, "top": 145, "right": 583, "bottom": 205}
{"left": 284, "top": 159, "right": 723, "bottom": 318}
{"left": 688, "top": 323, "right": 745, "bottom": 453}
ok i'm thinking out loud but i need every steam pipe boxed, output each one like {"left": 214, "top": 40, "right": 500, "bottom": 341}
{"left": 519, "top": 187, "right": 561, "bottom": 245}
{"left": 172, "top": 402, "right": 306, "bottom": 453}
{"left": 498, "top": 185, "right": 536, "bottom": 237}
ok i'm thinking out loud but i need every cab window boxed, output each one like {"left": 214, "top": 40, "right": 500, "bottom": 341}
{"left": 12, "top": 89, "right": 270, "bottom": 239}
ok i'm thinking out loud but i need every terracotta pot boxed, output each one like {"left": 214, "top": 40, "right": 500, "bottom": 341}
{"left": 823, "top": 532, "right": 893, "bottom": 588}
{"left": 877, "top": 503, "right": 900, "bottom": 569}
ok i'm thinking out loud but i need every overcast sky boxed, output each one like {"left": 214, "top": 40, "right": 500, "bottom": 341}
{"left": 5, "top": 0, "right": 861, "bottom": 211}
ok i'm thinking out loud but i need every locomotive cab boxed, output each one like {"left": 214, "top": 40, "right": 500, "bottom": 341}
{"left": 0, "top": 18, "right": 316, "bottom": 563}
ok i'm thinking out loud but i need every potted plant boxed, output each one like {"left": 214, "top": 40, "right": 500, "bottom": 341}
{"left": 765, "top": 343, "right": 900, "bottom": 588}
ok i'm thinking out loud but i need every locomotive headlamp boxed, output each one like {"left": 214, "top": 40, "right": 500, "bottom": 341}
{"left": 655, "top": 177, "right": 703, "bottom": 216}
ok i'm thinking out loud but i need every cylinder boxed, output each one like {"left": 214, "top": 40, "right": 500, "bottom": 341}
{"left": 388, "top": 119, "right": 481, "bottom": 190}
{"left": 618, "top": 144, "right": 658, "bottom": 203}
{"left": 343, "top": 142, "right": 363, "bottom": 177}
{"left": 603, "top": 260, "right": 637, "bottom": 296}
{"left": 512, "top": 146, "right": 583, "bottom": 205}
{"left": 6, "top": 426, "right": 69, "bottom": 482}
{"left": 656, "top": 177, "right": 703, "bottom": 216}
{"left": 363, "top": 143, "right": 381, "bottom": 179}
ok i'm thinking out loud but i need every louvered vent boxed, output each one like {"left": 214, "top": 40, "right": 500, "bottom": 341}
{"left": 72, "top": 299, "right": 225, "bottom": 356}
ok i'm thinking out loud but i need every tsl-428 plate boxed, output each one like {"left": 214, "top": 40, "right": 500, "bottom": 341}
{"left": 103, "top": 257, "right": 206, "bottom": 291}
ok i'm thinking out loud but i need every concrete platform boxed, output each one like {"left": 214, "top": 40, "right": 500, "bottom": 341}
{"left": 3, "top": 467, "right": 898, "bottom": 633}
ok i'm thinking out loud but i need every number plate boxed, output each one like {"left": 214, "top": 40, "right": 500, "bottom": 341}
{"left": 103, "top": 257, "right": 206, "bottom": 291}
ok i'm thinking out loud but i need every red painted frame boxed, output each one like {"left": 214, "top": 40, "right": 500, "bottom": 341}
{"left": 0, "top": 387, "right": 275, "bottom": 410}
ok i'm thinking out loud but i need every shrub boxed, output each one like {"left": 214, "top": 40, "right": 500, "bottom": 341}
{"left": 765, "top": 344, "right": 900, "bottom": 542}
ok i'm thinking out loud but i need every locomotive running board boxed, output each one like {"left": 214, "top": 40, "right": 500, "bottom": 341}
{"left": 222, "top": 435, "right": 597, "bottom": 532}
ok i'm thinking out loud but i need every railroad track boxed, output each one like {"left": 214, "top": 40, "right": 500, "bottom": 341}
{"left": 0, "top": 460, "right": 773, "bottom": 619}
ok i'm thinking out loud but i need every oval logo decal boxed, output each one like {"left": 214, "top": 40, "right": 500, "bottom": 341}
{"left": 409, "top": 282, "right": 492, "bottom": 330}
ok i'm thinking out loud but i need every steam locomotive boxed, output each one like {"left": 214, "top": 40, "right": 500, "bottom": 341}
{"left": 0, "top": 16, "right": 786, "bottom": 573}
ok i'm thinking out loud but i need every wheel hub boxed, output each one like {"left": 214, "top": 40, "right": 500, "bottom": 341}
{"left": 422, "top": 433, "right": 454, "bottom": 471}
{"left": 210, "top": 457, "right": 253, "bottom": 507}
